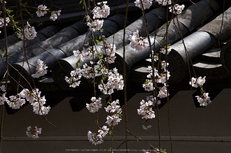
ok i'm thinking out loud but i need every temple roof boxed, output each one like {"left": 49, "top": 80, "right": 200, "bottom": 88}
{"left": 1, "top": 0, "right": 231, "bottom": 113}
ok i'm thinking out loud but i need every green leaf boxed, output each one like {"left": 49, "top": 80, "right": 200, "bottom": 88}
{"left": 144, "top": 80, "right": 149, "bottom": 84}
{"left": 6, "top": 9, "right": 13, "bottom": 14}
{"left": 96, "top": 67, "right": 101, "bottom": 71}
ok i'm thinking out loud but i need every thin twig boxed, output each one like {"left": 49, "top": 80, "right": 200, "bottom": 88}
{"left": 123, "top": 0, "right": 130, "bottom": 152}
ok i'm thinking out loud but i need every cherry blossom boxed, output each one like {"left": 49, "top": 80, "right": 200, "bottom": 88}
{"left": 157, "top": 71, "right": 170, "bottom": 84}
{"left": 81, "top": 63, "right": 98, "bottom": 79}
{"left": 156, "top": 0, "right": 172, "bottom": 6}
{"left": 129, "top": 30, "right": 148, "bottom": 51}
{"left": 32, "top": 97, "right": 51, "bottom": 115}
{"left": 86, "top": 15, "right": 104, "bottom": 32}
{"left": 92, "top": 1, "right": 110, "bottom": 19}
{"left": 73, "top": 50, "right": 84, "bottom": 62}
{"left": 137, "top": 95, "right": 159, "bottom": 121}
{"left": 195, "top": 92, "right": 212, "bottom": 107}
{"left": 134, "top": 0, "right": 153, "bottom": 10}
{"left": 65, "top": 68, "right": 82, "bottom": 88}
{"left": 98, "top": 125, "right": 109, "bottom": 137}
{"left": 142, "top": 80, "right": 154, "bottom": 92}
{"left": 87, "top": 131, "right": 104, "bottom": 145}
{"left": 0, "top": 17, "right": 10, "bottom": 28}
{"left": 106, "top": 114, "right": 122, "bottom": 126}
{"left": 7, "top": 94, "right": 26, "bottom": 109}
{"left": 137, "top": 99, "right": 155, "bottom": 119}
{"left": 0, "top": 93, "right": 7, "bottom": 105}
{"left": 87, "top": 125, "right": 109, "bottom": 145}
{"left": 82, "top": 46, "right": 94, "bottom": 60}
{"left": 26, "top": 126, "right": 42, "bottom": 139}
{"left": 31, "top": 59, "right": 48, "bottom": 78}
{"left": 197, "top": 76, "right": 206, "bottom": 86}
{"left": 98, "top": 68, "right": 124, "bottom": 95}
{"left": 161, "top": 60, "right": 169, "bottom": 72}
{"left": 146, "top": 95, "right": 161, "bottom": 105}
{"left": 50, "top": 10, "right": 61, "bottom": 21}
{"left": 189, "top": 76, "right": 206, "bottom": 88}
{"left": 157, "top": 85, "right": 169, "bottom": 98}
{"left": 17, "top": 22, "right": 37, "bottom": 40}
{"left": 105, "top": 99, "right": 122, "bottom": 127}
{"left": 101, "top": 43, "right": 116, "bottom": 64}
{"left": 86, "top": 97, "right": 102, "bottom": 113}
{"left": 169, "top": 4, "right": 185, "bottom": 15}
{"left": 36, "top": 4, "right": 48, "bottom": 17}
{"left": 160, "top": 47, "right": 171, "bottom": 55}
{"left": 104, "top": 99, "right": 121, "bottom": 113}
{"left": 20, "top": 88, "right": 51, "bottom": 115}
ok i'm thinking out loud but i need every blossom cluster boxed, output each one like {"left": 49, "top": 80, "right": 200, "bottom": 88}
{"left": 26, "top": 126, "right": 42, "bottom": 139}
{"left": 160, "top": 47, "right": 171, "bottom": 55}
{"left": 0, "top": 86, "right": 50, "bottom": 115}
{"left": 0, "top": 85, "right": 8, "bottom": 106}
{"left": 98, "top": 68, "right": 124, "bottom": 95}
{"left": 36, "top": 4, "right": 61, "bottom": 21}
{"left": 0, "top": 85, "right": 26, "bottom": 110}
{"left": 36, "top": 4, "right": 47, "bottom": 17}
{"left": 17, "top": 22, "right": 37, "bottom": 40}
{"left": 65, "top": 68, "right": 82, "bottom": 88}
{"left": 73, "top": 44, "right": 95, "bottom": 63}
{"left": 101, "top": 43, "right": 116, "bottom": 64}
{"left": 156, "top": 0, "right": 171, "bottom": 6}
{"left": 129, "top": 30, "right": 148, "bottom": 51}
{"left": 169, "top": 4, "right": 185, "bottom": 15}
{"left": 31, "top": 59, "right": 48, "bottom": 78}
{"left": 81, "top": 63, "right": 98, "bottom": 79}
{"left": 134, "top": 0, "right": 185, "bottom": 15}
{"left": 86, "top": 15, "right": 104, "bottom": 32}
{"left": 143, "top": 64, "right": 170, "bottom": 95}
{"left": 20, "top": 88, "right": 51, "bottom": 115}
{"left": 86, "top": 97, "right": 102, "bottom": 113}
{"left": 189, "top": 76, "right": 206, "bottom": 88}
{"left": 134, "top": 0, "right": 153, "bottom": 10}
{"left": 0, "top": 85, "right": 7, "bottom": 105}
{"left": 189, "top": 76, "right": 211, "bottom": 106}
{"left": 105, "top": 99, "right": 122, "bottom": 127}
{"left": 87, "top": 99, "right": 122, "bottom": 145}
{"left": 88, "top": 125, "right": 109, "bottom": 145}
{"left": 86, "top": 1, "right": 110, "bottom": 32}
{"left": 137, "top": 99, "right": 155, "bottom": 120}
{"left": 92, "top": 1, "right": 110, "bottom": 19}
{"left": 0, "top": 17, "right": 10, "bottom": 28}
{"left": 7, "top": 93, "right": 26, "bottom": 109}
{"left": 50, "top": 10, "right": 61, "bottom": 21}
{"left": 66, "top": 44, "right": 118, "bottom": 88}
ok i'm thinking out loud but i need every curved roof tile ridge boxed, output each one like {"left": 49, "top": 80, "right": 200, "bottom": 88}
{"left": 114, "top": 0, "right": 220, "bottom": 81}
{"left": 168, "top": 6, "right": 231, "bottom": 84}
{"left": 51, "top": 7, "right": 168, "bottom": 89}
{"left": 8, "top": 14, "right": 126, "bottom": 89}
